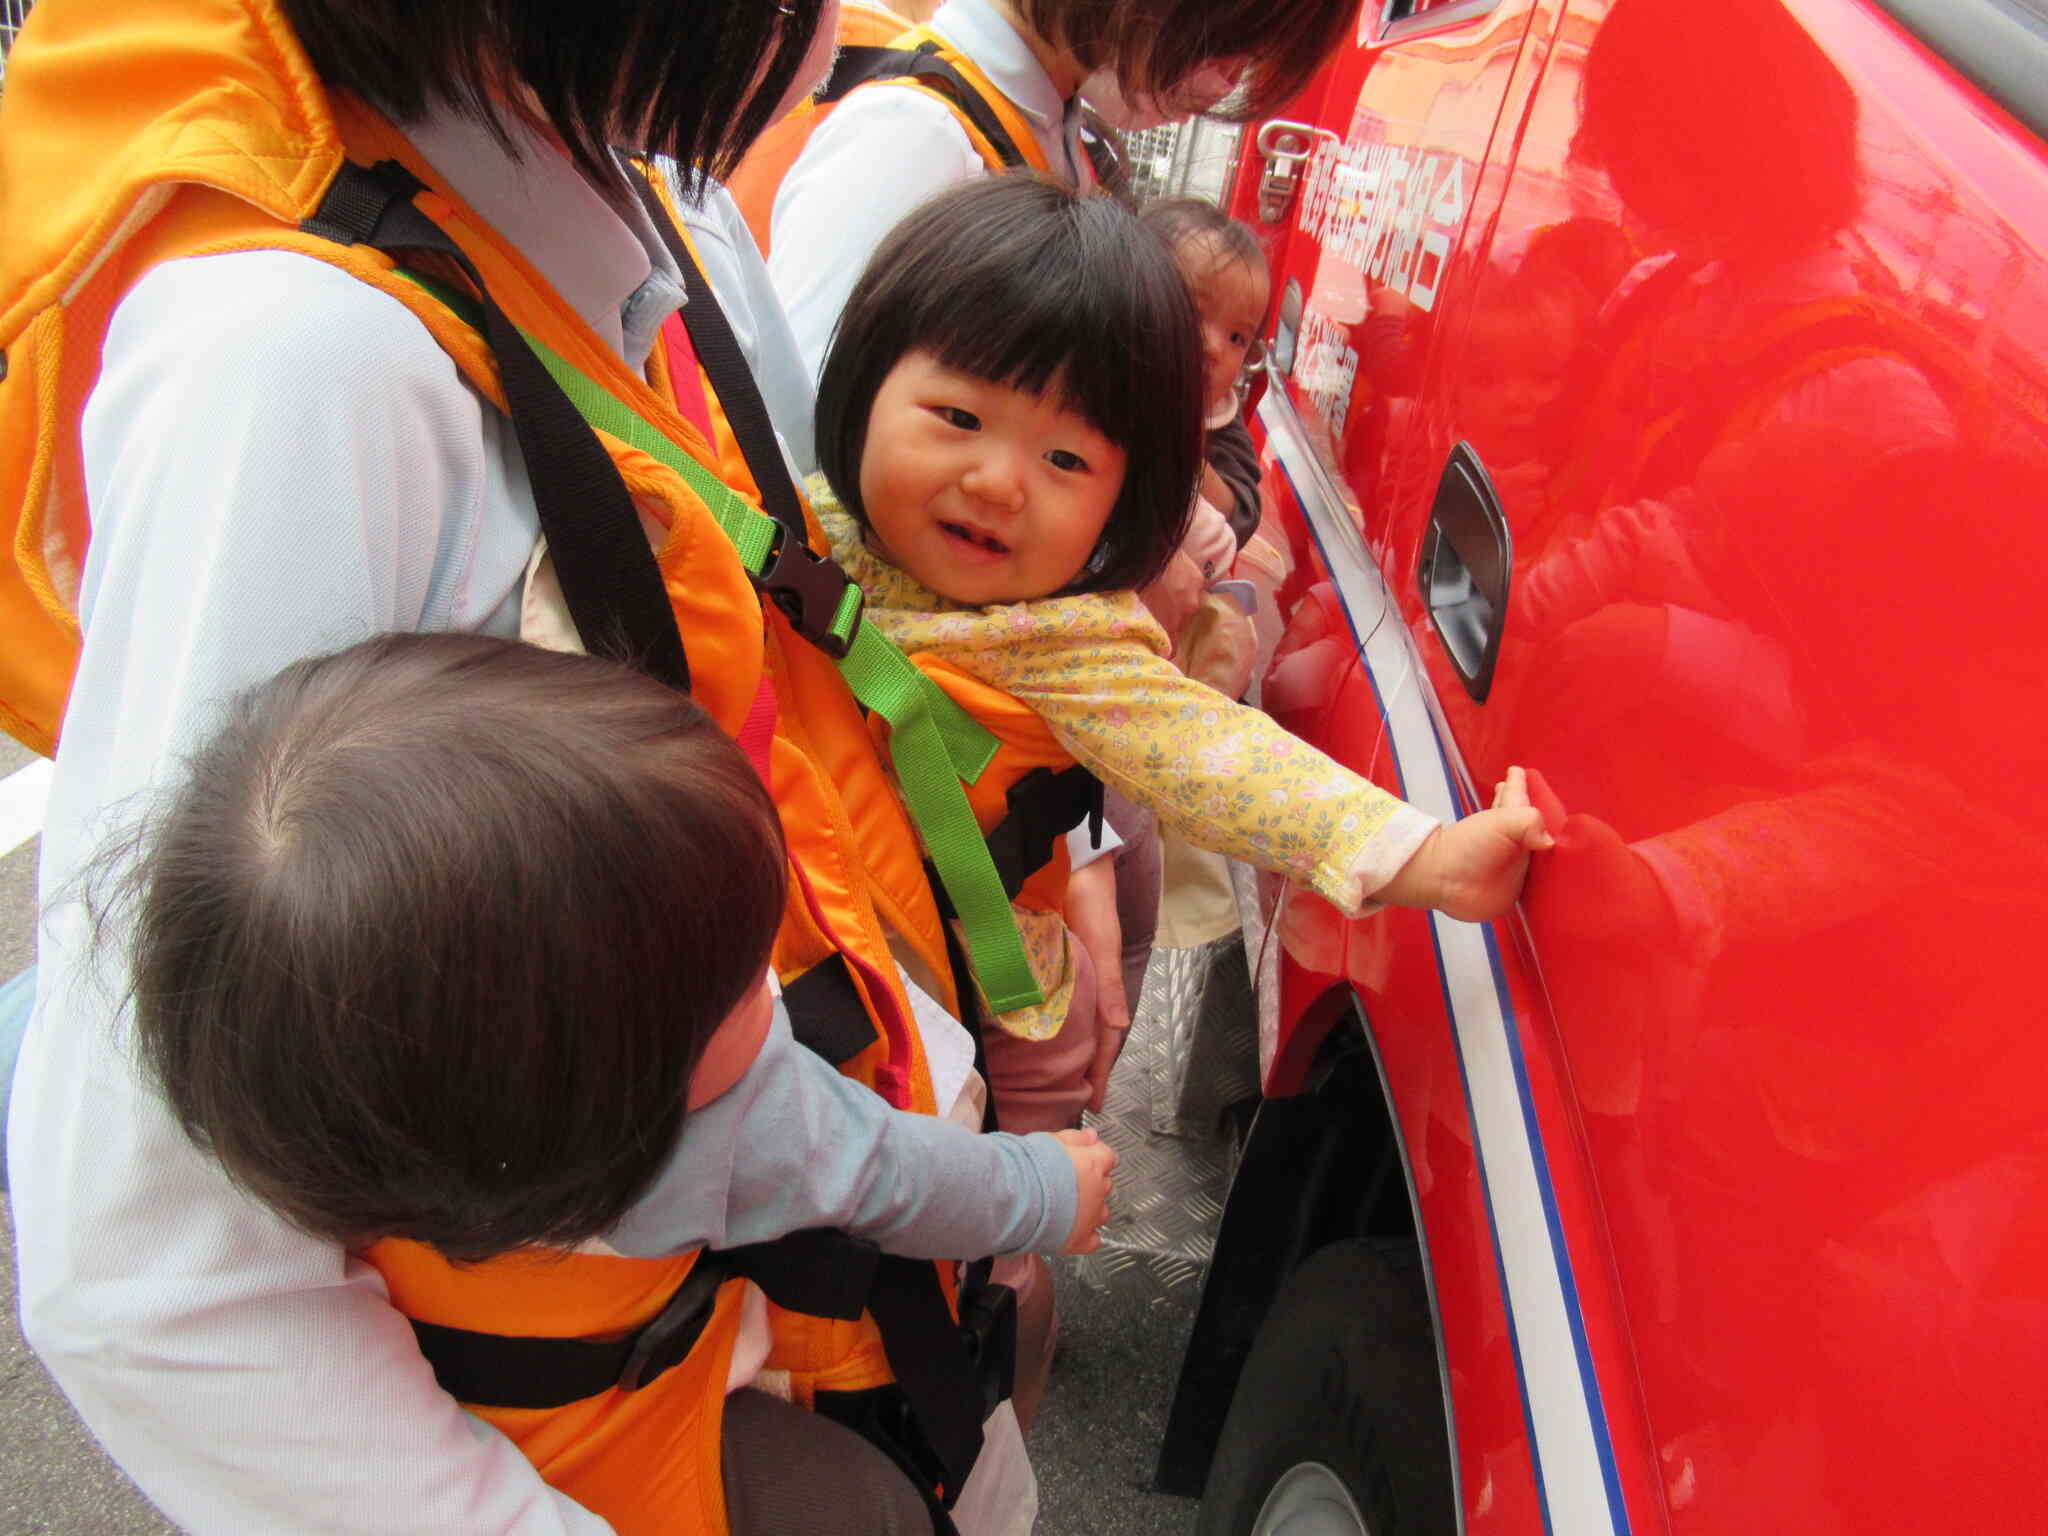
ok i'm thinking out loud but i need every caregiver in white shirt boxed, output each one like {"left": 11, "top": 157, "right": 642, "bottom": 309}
{"left": 3, "top": 0, "right": 964, "bottom": 1529}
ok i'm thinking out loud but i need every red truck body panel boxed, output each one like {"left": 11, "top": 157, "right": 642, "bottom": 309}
{"left": 1227, "top": 1, "right": 2048, "bottom": 1529}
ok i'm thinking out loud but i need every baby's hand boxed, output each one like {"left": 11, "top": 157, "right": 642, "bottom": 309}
{"left": 1378, "top": 766, "right": 1555, "bottom": 922}
{"left": 1051, "top": 1127, "right": 1117, "bottom": 1255}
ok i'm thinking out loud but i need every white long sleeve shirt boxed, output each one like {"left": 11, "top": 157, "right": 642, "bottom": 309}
{"left": 767, "top": 0, "right": 1090, "bottom": 381}
{"left": 5, "top": 114, "right": 827, "bottom": 1534}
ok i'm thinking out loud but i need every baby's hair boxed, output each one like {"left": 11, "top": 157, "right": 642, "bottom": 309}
{"left": 817, "top": 175, "right": 1203, "bottom": 596}
{"left": 121, "top": 633, "right": 786, "bottom": 1262}
{"left": 1141, "top": 197, "right": 1269, "bottom": 287}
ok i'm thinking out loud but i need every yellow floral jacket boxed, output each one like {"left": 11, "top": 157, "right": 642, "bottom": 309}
{"left": 818, "top": 487, "right": 1438, "bottom": 1038}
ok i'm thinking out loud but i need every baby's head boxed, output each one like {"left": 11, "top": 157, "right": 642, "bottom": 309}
{"left": 817, "top": 175, "right": 1204, "bottom": 605}
{"left": 122, "top": 634, "right": 787, "bottom": 1261}
{"left": 1141, "top": 198, "right": 1270, "bottom": 426}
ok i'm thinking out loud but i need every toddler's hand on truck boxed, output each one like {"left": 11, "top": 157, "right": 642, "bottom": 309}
{"left": 1377, "top": 766, "right": 1556, "bottom": 923}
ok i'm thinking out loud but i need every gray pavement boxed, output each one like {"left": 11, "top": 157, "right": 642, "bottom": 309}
{"left": 0, "top": 728, "right": 1215, "bottom": 1533}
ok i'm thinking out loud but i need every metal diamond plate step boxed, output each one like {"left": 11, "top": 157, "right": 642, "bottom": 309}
{"left": 1072, "top": 907, "right": 1263, "bottom": 1305}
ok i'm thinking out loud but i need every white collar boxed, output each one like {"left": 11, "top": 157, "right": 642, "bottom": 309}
{"left": 928, "top": 0, "right": 1068, "bottom": 137}
{"left": 404, "top": 110, "right": 687, "bottom": 368}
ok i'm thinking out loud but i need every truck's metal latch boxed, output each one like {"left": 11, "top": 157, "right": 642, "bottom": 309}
{"left": 1254, "top": 120, "right": 1338, "bottom": 224}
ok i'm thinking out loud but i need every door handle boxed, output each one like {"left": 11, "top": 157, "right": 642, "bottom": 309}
{"left": 1417, "top": 442, "right": 1511, "bottom": 701}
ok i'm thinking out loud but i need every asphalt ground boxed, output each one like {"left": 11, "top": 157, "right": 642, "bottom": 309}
{"left": 0, "top": 729, "right": 1206, "bottom": 1533}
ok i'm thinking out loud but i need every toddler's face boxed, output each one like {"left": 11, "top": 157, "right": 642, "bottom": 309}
{"left": 858, "top": 350, "right": 1125, "bottom": 606}
{"left": 1179, "top": 236, "right": 1270, "bottom": 418}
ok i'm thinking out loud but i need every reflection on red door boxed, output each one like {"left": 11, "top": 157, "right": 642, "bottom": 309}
{"left": 1239, "top": 0, "right": 2048, "bottom": 1530}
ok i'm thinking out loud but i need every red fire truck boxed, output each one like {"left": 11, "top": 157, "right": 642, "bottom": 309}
{"left": 1159, "top": 2, "right": 2048, "bottom": 1532}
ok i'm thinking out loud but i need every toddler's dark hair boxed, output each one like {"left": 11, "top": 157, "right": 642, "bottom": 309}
{"left": 816, "top": 175, "right": 1204, "bottom": 596}
{"left": 122, "top": 633, "right": 786, "bottom": 1263}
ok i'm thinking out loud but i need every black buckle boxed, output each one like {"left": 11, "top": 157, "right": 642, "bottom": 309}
{"left": 956, "top": 1280, "right": 1017, "bottom": 1421}
{"left": 756, "top": 524, "right": 862, "bottom": 659}
{"left": 617, "top": 1253, "right": 727, "bottom": 1392}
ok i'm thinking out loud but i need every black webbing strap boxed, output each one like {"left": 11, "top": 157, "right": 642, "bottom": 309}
{"left": 933, "top": 917, "right": 1016, "bottom": 1420}
{"left": 865, "top": 1256, "right": 987, "bottom": 1504}
{"left": 409, "top": 1248, "right": 729, "bottom": 1411}
{"left": 626, "top": 164, "right": 871, "bottom": 656}
{"left": 820, "top": 44, "right": 902, "bottom": 103}
{"left": 407, "top": 1229, "right": 879, "bottom": 1411}
{"left": 1078, "top": 112, "right": 1131, "bottom": 198}
{"left": 782, "top": 953, "right": 882, "bottom": 1067}
{"left": 983, "top": 765, "right": 1105, "bottom": 900}
{"left": 302, "top": 160, "right": 690, "bottom": 691}
{"left": 626, "top": 164, "right": 809, "bottom": 543}
{"left": 823, "top": 43, "right": 1032, "bottom": 170}
{"left": 813, "top": 1385, "right": 962, "bottom": 1536}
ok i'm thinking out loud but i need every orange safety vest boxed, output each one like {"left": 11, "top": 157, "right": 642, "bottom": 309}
{"left": 0, "top": 2, "right": 972, "bottom": 1528}
{"left": 727, "top": 18, "right": 1054, "bottom": 255}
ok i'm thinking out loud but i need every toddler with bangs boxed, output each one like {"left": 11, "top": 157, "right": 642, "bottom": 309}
{"left": 811, "top": 174, "right": 1554, "bottom": 1129}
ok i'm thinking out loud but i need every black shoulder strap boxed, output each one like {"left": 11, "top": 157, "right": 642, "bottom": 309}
{"left": 625, "top": 164, "right": 810, "bottom": 542}
{"left": 302, "top": 161, "right": 690, "bottom": 692}
{"left": 864, "top": 1255, "right": 990, "bottom": 1502}
{"left": 983, "top": 766, "right": 1104, "bottom": 901}
{"left": 1077, "top": 107, "right": 1132, "bottom": 199}
{"left": 628, "top": 165, "right": 877, "bottom": 650}
{"left": 822, "top": 41, "right": 1033, "bottom": 170}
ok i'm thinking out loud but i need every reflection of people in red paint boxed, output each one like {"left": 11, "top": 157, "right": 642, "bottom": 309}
{"left": 1491, "top": 0, "right": 2048, "bottom": 1522}
{"left": 1450, "top": 268, "right": 1585, "bottom": 531}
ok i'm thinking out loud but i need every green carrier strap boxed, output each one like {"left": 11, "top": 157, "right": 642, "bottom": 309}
{"left": 398, "top": 267, "right": 1044, "bottom": 1013}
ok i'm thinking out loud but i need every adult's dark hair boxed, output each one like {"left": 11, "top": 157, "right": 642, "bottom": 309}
{"left": 1020, "top": 0, "right": 1356, "bottom": 120}
{"left": 1575, "top": 0, "right": 1860, "bottom": 252}
{"left": 279, "top": 0, "right": 829, "bottom": 188}
{"left": 817, "top": 175, "right": 1203, "bottom": 596}
{"left": 1141, "top": 196, "right": 1268, "bottom": 280}
{"left": 123, "top": 633, "right": 787, "bottom": 1263}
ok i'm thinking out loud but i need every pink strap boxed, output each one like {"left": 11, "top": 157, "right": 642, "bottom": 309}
{"left": 736, "top": 675, "right": 779, "bottom": 785}
{"left": 660, "top": 313, "right": 717, "bottom": 444}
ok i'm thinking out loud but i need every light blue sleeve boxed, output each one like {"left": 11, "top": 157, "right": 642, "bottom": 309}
{"left": 605, "top": 1002, "right": 1077, "bottom": 1260}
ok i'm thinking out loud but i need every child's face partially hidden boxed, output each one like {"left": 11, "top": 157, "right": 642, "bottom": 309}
{"left": 685, "top": 970, "right": 777, "bottom": 1110}
{"left": 1180, "top": 237, "right": 1270, "bottom": 418}
{"left": 858, "top": 350, "right": 1126, "bottom": 606}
